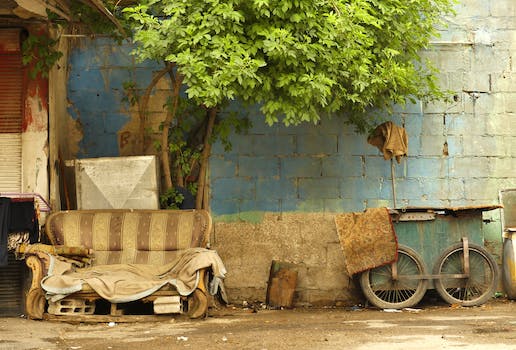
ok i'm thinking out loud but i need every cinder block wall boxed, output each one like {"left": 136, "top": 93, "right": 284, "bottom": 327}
{"left": 209, "top": 0, "right": 516, "bottom": 304}
{"left": 65, "top": 1, "right": 516, "bottom": 305}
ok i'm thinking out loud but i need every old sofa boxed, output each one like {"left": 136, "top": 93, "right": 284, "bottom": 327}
{"left": 21, "top": 209, "right": 224, "bottom": 320}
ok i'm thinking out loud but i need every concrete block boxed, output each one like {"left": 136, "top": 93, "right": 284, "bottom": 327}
{"left": 211, "top": 178, "right": 255, "bottom": 200}
{"left": 403, "top": 113, "right": 424, "bottom": 136}
{"left": 341, "top": 177, "right": 383, "bottom": 199}
{"left": 483, "top": 113, "right": 516, "bottom": 136}
{"left": 463, "top": 72, "right": 491, "bottom": 93}
{"left": 69, "top": 45, "right": 100, "bottom": 69}
{"left": 407, "top": 136, "right": 423, "bottom": 156}
{"left": 421, "top": 115, "right": 445, "bottom": 135}
{"left": 133, "top": 67, "right": 153, "bottom": 86}
{"left": 392, "top": 100, "right": 423, "bottom": 115}
{"left": 210, "top": 155, "right": 237, "bottom": 178}
{"left": 395, "top": 178, "right": 426, "bottom": 201}
{"left": 490, "top": 1, "right": 516, "bottom": 17}
{"left": 240, "top": 199, "right": 280, "bottom": 213}
{"left": 339, "top": 134, "right": 371, "bottom": 155}
{"left": 234, "top": 134, "right": 255, "bottom": 156}
{"left": 454, "top": 0, "right": 490, "bottom": 19}
{"left": 506, "top": 93, "right": 516, "bottom": 113}
{"left": 306, "top": 267, "right": 350, "bottom": 292}
{"left": 256, "top": 178, "right": 297, "bottom": 200}
{"left": 445, "top": 136, "right": 464, "bottom": 156}
{"left": 212, "top": 134, "right": 254, "bottom": 156}
{"left": 435, "top": 48, "right": 471, "bottom": 72}
{"left": 503, "top": 136, "right": 515, "bottom": 157}
{"left": 448, "top": 178, "right": 466, "bottom": 200}
{"left": 470, "top": 46, "right": 509, "bottom": 74}
{"left": 48, "top": 298, "right": 95, "bottom": 315}
{"left": 316, "top": 117, "right": 351, "bottom": 135}
{"left": 153, "top": 296, "right": 181, "bottom": 314}
{"left": 297, "top": 134, "right": 338, "bottom": 155}
{"left": 447, "top": 72, "right": 466, "bottom": 91}
{"left": 298, "top": 178, "right": 340, "bottom": 199}
{"left": 288, "top": 198, "right": 326, "bottom": 212}
{"left": 464, "top": 92, "right": 505, "bottom": 115}
{"left": 491, "top": 31, "right": 516, "bottom": 48}
{"left": 465, "top": 178, "right": 514, "bottom": 200}
{"left": 322, "top": 245, "right": 345, "bottom": 265}
{"left": 211, "top": 199, "right": 239, "bottom": 216}
{"left": 364, "top": 156, "right": 405, "bottom": 179}
{"left": 251, "top": 135, "right": 296, "bottom": 155}
{"left": 238, "top": 156, "right": 279, "bottom": 177}
{"left": 407, "top": 157, "right": 449, "bottom": 178}
{"left": 449, "top": 156, "right": 491, "bottom": 178}
{"left": 491, "top": 73, "right": 516, "bottom": 93}
{"left": 321, "top": 155, "right": 363, "bottom": 177}
{"left": 281, "top": 157, "right": 322, "bottom": 178}
{"left": 68, "top": 69, "right": 106, "bottom": 92}
{"left": 104, "top": 113, "right": 129, "bottom": 133}
{"left": 420, "top": 135, "right": 448, "bottom": 156}
{"left": 462, "top": 135, "right": 506, "bottom": 157}
{"left": 324, "top": 199, "right": 362, "bottom": 213}
{"left": 446, "top": 113, "right": 487, "bottom": 136}
{"left": 103, "top": 46, "right": 134, "bottom": 68}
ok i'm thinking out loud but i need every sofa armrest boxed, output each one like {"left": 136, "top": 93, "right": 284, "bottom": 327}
{"left": 24, "top": 253, "right": 50, "bottom": 319}
{"left": 186, "top": 268, "right": 209, "bottom": 319}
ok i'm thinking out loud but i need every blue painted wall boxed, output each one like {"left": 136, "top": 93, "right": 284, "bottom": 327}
{"left": 67, "top": 38, "right": 155, "bottom": 158}
{"left": 66, "top": 38, "right": 515, "bottom": 223}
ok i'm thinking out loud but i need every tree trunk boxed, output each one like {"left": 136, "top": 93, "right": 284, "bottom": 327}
{"left": 138, "top": 63, "right": 175, "bottom": 154}
{"left": 195, "top": 108, "right": 217, "bottom": 209}
{"left": 161, "top": 71, "right": 183, "bottom": 190}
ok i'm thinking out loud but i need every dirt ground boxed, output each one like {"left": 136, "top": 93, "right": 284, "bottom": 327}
{"left": 1, "top": 297, "right": 515, "bottom": 350}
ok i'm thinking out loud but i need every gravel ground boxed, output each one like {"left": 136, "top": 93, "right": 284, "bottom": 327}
{"left": 1, "top": 298, "right": 515, "bottom": 350}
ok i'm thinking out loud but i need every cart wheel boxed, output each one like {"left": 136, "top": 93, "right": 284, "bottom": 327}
{"left": 360, "top": 245, "right": 428, "bottom": 309}
{"left": 433, "top": 243, "right": 499, "bottom": 307}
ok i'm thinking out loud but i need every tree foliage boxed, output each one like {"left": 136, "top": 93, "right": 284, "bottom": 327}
{"left": 124, "top": 0, "right": 454, "bottom": 132}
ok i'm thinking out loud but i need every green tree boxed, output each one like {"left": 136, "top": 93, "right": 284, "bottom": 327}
{"left": 122, "top": 0, "right": 453, "bottom": 208}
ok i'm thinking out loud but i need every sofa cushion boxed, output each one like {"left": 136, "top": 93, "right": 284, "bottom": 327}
{"left": 45, "top": 209, "right": 212, "bottom": 266}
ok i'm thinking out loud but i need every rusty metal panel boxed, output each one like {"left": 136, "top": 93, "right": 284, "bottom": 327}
{"left": 0, "top": 29, "right": 21, "bottom": 53}
{"left": 0, "top": 30, "right": 23, "bottom": 134}
{"left": 0, "top": 29, "right": 23, "bottom": 192}
{"left": 398, "top": 212, "right": 436, "bottom": 221}
{"left": 0, "top": 253, "right": 25, "bottom": 316}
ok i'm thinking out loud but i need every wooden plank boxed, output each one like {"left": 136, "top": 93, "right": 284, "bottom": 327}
{"left": 43, "top": 313, "right": 175, "bottom": 323}
{"left": 266, "top": 261, "right": 298, "bottom": 309}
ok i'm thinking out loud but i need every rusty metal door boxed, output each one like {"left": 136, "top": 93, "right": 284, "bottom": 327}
{"left": 0, "top": 28, "right": 23, "bottom": 192}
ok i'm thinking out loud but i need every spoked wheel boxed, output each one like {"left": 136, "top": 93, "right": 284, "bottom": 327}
{"left": 433, "top": 243, "right": 499, "bottom": 307}
{"left": 360, "top": 245, "right": 428, "bottom": 309}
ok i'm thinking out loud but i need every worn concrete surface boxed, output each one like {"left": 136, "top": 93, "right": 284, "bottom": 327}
{"left": 1, "top": 298, "right": 515, "bottom": 350}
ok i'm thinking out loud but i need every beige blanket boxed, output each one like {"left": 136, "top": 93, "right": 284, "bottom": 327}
{"left": 335, "top": 208, "right": 398, "bottom": 276}
{"left": 41, "top": 248, "right": 227, "bottom": 303}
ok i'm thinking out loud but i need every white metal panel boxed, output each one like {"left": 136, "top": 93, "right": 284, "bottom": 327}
{"left": 0, "top": 134, "right": 22, "bottom": 192}
{"left": 75, "top": 155, "right": 160, "bottom": 209}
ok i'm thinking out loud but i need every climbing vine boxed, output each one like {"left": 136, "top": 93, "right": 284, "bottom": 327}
{"left": 21, "top": 33, "right": 63, "bottom": 79}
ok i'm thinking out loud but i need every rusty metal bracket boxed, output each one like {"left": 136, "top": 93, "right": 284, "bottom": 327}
{"left": 462, "top": 237, "right": 470, "bottom": 277}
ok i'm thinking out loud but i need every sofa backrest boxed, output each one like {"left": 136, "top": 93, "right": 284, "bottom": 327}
{"left": 45, "top": 209, "right": 212, "bottom": 265}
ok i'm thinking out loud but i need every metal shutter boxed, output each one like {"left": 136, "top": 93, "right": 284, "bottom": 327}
{"left": 0, "top": 29, "right": 22, "bottom": 192}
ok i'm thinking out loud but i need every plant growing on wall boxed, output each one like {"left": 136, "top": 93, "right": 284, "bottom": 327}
{"left": 122, "top": 0, "right": 453, "bottom": 209}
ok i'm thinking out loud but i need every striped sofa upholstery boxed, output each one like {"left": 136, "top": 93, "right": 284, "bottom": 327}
{"left": 45, "top": 209, "right": 212, "bottom": 266}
